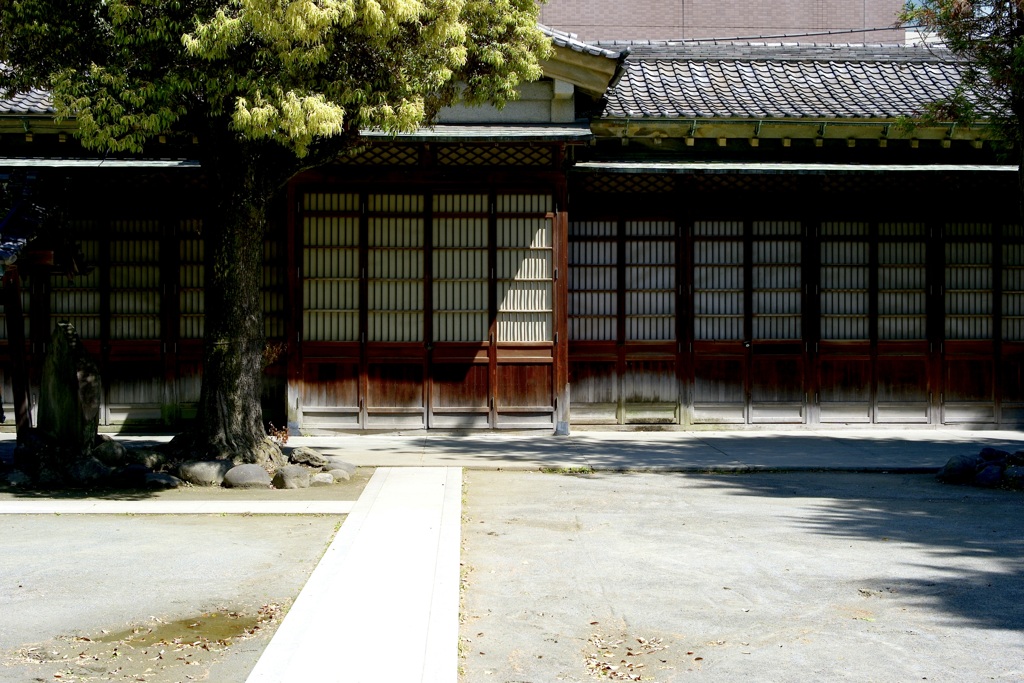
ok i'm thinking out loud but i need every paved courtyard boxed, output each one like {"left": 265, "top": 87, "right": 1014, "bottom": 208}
{"left": 1, "top": 430, "right": 1023, "bottom": 682}
{"left": 461, "top": 471, "right": 1024, "bottom": 682}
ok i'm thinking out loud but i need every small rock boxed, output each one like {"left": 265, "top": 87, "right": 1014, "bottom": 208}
{"left": 145, "top": 472, "right": 182, "bottom": 489}
{"left": 974, "top": 463, "right": 1004, "bottom": 487}
{"left": 223, "top": 464, "right": 272, "bottom": 489}
{"left": 3, "top": 470, "right": 31, "bottom": 487}
{"left": 91, "top": 438, "right": 129, "bottom": 467}
{"left": 273, "top": 465, "right": 311, "bottom": 489}
{"left": 979, "top": 447, "right": 1010, "bottom": 462}
{"left": 1003, "top": 465, "right": 1024, "bottom": 488}
{"left": 289, "top": 446, "right": 328, "bottom": 469}
{"left": 327, "top": 468, "right": 352, "bottom": 482}
{"left": 1008, "top": 451, "right": 1024, "bottom": 467}
{"left": 936, "top": 454, "right": 981, "bottom": 485}
{"left": 178, "top": 460, "right": 234, "bottom": 487}
{"left": 322, "top": 457, "right": 356, "bottom": 476}
{"left": 310, "top": 472, "right": 335, "bottom": 487}
{"left": 109, "top": 463, "right": 151, "bottom": 488}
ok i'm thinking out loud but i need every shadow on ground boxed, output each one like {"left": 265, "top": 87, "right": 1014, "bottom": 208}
{"left": 0, "top": 439, "right": 167, "bottom": 500}
{"left": 672, "top": 471, "right": 1024, "bottom": 632}
{"left": 417, "top": 431, "right": 1024, "bottom": 470}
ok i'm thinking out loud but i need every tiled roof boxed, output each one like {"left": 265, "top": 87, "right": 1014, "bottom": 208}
{"left": 0, "top": 88, "right": 53, "bottom": 115}
{"left": 0, "top": 30, "right": 623, "bottom": 117}
{"left": 540, "top": 25, "right": 626, "bottom": 61}
{"left": 601, "top": 43, "right": 975, "bottom": 120}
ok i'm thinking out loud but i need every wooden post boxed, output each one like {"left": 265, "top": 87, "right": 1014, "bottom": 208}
{"left": 2, "top": 266, "right": 31, "bottom": 441}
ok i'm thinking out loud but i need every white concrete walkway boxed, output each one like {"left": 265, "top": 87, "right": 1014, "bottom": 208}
{"left": 246, "top": 466, "right": 462, "bottom": 683}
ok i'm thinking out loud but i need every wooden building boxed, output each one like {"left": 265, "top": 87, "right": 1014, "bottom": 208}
{"left": 2, "top": 31, "right": 1021, "bottom": 433}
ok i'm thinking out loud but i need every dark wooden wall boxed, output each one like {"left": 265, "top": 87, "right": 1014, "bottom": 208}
{"left": 567, "top": 170, "right": 1024, "bottom": 427}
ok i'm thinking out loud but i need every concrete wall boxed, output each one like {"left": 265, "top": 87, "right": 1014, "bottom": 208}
{"left": 538, "top": 0, "right": 905, "bottom": 43}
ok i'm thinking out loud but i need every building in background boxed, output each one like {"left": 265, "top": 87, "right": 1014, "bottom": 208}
{"left": 2, "top": 29, "right": 1017, "bottom": 433}
{"left": 538, "top": 0, "right": 905, "bottom": 43}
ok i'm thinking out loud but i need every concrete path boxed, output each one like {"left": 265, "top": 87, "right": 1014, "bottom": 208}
{"left": 246, "top": 467, "right": 462, "bottom": 683}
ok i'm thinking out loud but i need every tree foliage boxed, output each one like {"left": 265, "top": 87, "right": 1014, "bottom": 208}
{"left": 1, "top": 0, "right": 549, "bottom": 157}
{"left": 901, "top": 1, "right": 1024, "bottom": 220}
{"left": 900, "top": 0, "right": 1024, "bottom": 139}
{"left": 0, "top": 0, "right": 550, "bottom": 463}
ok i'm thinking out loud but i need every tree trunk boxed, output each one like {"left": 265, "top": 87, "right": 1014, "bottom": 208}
{"left": 1018, "top": 141, "right": 1024, "bottom": 227}
{"left": 2, "top": 267, "right": 31, "bottom": 441}
{"left": 193, "top": 151, "right": 285, "bottom": 470}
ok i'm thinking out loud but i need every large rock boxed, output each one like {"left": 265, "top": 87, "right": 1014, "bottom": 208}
{"left": 1003, "top": 466, "right": 1024, "bottom": 488}
{"left": 37, "top": 323, "right": 101, "bottom": 455}
{"left": 936, "top": 454, "right": 981, "bottom": 485}
{"left": 223, "top": 464, "right": 272, "bottom": 489}
{"left": 145, "top": 473, "right": 183, "bottom": 489}
{"left": 310, "top": 472, "right": 335, "bottom": 487}
{"left": 974, "top": 463, "right": 1004, "bottom": 487}
{"left": 273, "top": 465, "right": 311, "bottom": 489}
{"left": 3, "top": 470, "right": 31, "bottom": 487}
{"left": 289, "top": 446, "right": 328, "bottom": 469}
{"left": 164, "top": 433, "right": 287, "bottom": 471}
{"left": 178, "top": 460, "right": 234, "bottom": 487}
{"left": 126, "top": 448, "right": 167, "bottom": 471}
{"left": 64, "top": 456, "right": 113, "bottom": 486}
{"left": 322, "top": 457, "right": 356, "bottom": 477}
{"left": 327, "top": 468, "right": 352, "bottom": 482}
{"left": 108, "top": 463, "right": 151, "bottom": 489}
{"left": 979, "top": 447, "right": 1010, "bottom": 463}
{"left": 91, "top": 436, "right": 128, "bottom": 468}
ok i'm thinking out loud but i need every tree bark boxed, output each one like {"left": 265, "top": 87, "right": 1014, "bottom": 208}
{"left": 192, "top": 149, "right": 286, "bottom": 469}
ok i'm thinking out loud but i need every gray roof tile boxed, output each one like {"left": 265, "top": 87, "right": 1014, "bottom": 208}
{"left": 539, "top": 25, "right": 626, "bottom": 61}
{"left": 602, "top": 43, "right": 972, "bottom": 120}
{"left": 0, "top": 88, "right": 53, "bottom": 115}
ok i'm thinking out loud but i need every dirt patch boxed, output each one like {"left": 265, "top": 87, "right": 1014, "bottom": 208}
{"left": 6, "top": 604, "right": 282, "bottom": 682}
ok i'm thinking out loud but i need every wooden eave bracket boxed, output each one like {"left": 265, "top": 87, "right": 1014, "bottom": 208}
{"left": 541, "top": 44, "right": 622, "bottom": 97}
{"left": 590, "top": 117, "right": 995, "bottom": 143}
{"left": 0, "top": 115, "right": 77, "bottom": 135}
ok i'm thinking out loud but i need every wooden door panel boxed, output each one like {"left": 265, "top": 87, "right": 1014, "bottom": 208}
{"left": 301, "top": 362, "right": 360, "bottom": 428}
{"left": 430, "top": 362, "right": 489, "bottom": 428}
{"left": 818, "top": 357, "right": 871, "bottom": 423}
{"left": 1000, "top": 352, "right": 1024, "bottom": 424}
{"left": 367, "top": 362, "right": 425, "bottom": 428}
{"left": 943, "top": 356, "right": 995, "bottom": 423}
{"left": 692, "top": 355, "right": 746, "bottom": 423}
{"left": 623, "top": 359, "right": 678, "bottom": 424}
{"left": 876, "top": 356, "right": 929, "bottom": 423}
{"left": 106, "top": 360, "right": 165, "bottom": 425}
{"left": 569, "top": 360, "right": 618, "bottom": 424}
{"left": 497, "top": 364, "right": 554, "bottom": 428}
{"left": 750, "top": 355, "right": 804, "bottom": 423}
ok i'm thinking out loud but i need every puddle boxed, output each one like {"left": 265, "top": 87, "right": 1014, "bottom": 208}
{"left": 91, "top": 607, "right": 274, "bottom": 649}
{"left": 9, "top": 604, "right": 282, "bottom": 682}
